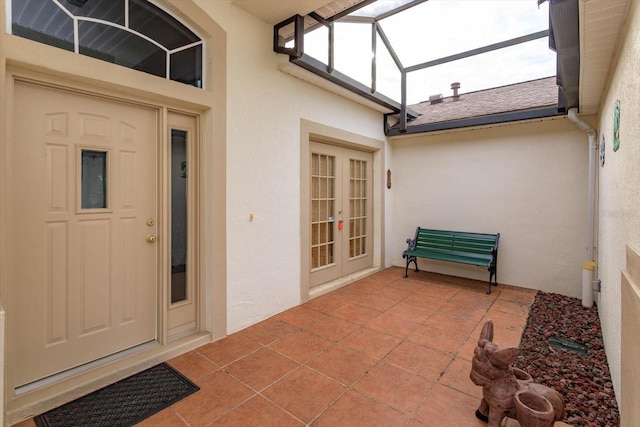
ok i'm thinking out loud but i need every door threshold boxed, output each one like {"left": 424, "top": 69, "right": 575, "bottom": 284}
{"left": 15, "top": 341, "right": 158, "bottom": 396}
{"left": 309, "top": 266, "right": 380, "bottom": 300}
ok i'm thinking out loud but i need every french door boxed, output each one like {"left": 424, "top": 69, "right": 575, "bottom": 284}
{"left": 309, "top": 142, "right": 373, "bottom": 287}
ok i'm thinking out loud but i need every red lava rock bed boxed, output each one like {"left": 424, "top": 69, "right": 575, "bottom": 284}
{"left": 513, "top": 291, "right": 620, "bottom": 427}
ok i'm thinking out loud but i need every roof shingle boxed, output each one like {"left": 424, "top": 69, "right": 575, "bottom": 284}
{"left": 407, "top": 77, "right": 558, "bottom": 127}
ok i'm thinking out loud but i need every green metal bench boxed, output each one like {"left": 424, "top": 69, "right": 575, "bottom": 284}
{"left": 402, "top": 227, "right": 500, "bottom": 294}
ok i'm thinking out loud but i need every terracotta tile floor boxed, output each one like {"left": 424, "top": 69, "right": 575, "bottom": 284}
{"left": 16, "top": 267, "right": 550, "bottom": 427}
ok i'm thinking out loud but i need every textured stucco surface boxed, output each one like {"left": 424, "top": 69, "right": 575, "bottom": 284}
{"left": 194, "top": 0, "right": 387, "bottom": 333}
{"left": 595, "top": 0, "right": 640, "bottom": 410}
{"left": 390, "top": 118, "right": 589, "bottom": 297}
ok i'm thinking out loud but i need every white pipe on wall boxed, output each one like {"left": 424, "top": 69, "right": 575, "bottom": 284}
{"left": 567, "top": 108, "right": 597, "bottom": 307}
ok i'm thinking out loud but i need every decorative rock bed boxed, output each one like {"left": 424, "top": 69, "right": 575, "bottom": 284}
{"left": 513, "top": 291, "right": 620, "bottom": 427}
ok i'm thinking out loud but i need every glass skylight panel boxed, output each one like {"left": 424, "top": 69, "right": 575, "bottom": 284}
{"left": 378, "top": 0, "right": 550, "bottom": 68}
{"left": 375, "top": 33, "right": 401, "bottom": 102}
{"left": 333, "top": 22, "right": 372, "bottom": 88}
{"left": 303, "top": 16, "right": 329, "bottom": 65}
{"left": 406, "top": 37, "right": 556, "bottom": 105}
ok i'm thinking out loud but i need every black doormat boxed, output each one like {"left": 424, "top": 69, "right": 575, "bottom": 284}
{"left": 34, "top": 362, "right": 199, "bottom": 427}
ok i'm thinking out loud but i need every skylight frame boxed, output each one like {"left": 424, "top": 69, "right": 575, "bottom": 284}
{"left": 274, "top": 0, "right": 560, "bottom": 133}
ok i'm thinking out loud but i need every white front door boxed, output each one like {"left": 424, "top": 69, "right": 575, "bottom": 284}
{"left": 10, "top": 81, "right": 158, "bottom": 387}
{"left": 309, "top": 142, "right": 373, "bottom": 287}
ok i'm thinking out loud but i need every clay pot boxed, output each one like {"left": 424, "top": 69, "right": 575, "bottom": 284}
{"left": 514, "top": 389, "right": 555, "bottom": 427}
{"left": 511, "top": 367, "right": 533, "bottom": 386}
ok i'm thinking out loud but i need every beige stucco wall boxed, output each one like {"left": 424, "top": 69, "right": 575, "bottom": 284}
{"left": 390, "top": 118, "right": 590, "bottom": 297}
{"left": 193, "top": 1, "right": 388, "bottom": 333}
{"left": 595, "top": 0, "right": 640, "bottom": 415}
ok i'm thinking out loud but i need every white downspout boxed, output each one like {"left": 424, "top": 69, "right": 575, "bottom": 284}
{"left": 567, "top": 108, "right": 597, "bottom": 307}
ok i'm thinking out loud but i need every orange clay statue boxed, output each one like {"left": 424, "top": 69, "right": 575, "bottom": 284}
{"left": 470, "top": 320, "right": 565, "bottom": 427}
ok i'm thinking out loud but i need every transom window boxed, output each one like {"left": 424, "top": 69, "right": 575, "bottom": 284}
{"left": 11, "top": 0, "right": 203, "bottom": 87}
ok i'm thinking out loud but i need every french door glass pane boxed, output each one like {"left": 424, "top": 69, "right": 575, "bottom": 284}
{"left": 311, "top": 153, "right": 335, "bottom": 270}
{"left": 349, "top": 159, "right": 367, "bottom": 258}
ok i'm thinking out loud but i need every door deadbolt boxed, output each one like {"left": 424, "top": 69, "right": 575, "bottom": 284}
{"left": 146, "top": 235, "right": 156, "bottom": 243}
{"left": 147, "top": 219, "right": 154, "bottom": 226}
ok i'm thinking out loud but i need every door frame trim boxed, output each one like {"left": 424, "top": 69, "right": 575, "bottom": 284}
{"left": 300, "top": 119, "right": 386, "bottom": 302}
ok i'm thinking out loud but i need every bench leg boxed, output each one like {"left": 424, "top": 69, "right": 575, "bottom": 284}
{"left": 487, "top": 268, "right": 497, "bottom": 294}
{"left": 404, "top": 256, "right": 419, "bottom": 278}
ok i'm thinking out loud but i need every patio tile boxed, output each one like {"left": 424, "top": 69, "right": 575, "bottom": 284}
{"left": 481, "top": 309, "right": 528, "bottom": 332}
{"left": 366, "top": 312, "right": 421, "bottom": 338}
{"left": 262, "top": 366, "right": 346, "bottom": 423}
{"left": 384, "top": 341, "right": 453, "bottom": 380}
{"left": 459, "top": 337, "right": 481, "bottom": 361}
{"left": 449, "top": 290, "right": 497, "bottom": 310}
{"left": 403, "top": 292, "right": 449, "bottom": 311}
{"left": 389, "top": 277, "right": 428, "bottom": 292}
{"left": 268, "top": 329, "right": 333, "bottom": 363}
{"left": 304, "top": 315, "right": 360, "bottom": 341}
{"left": 487, "top": 298, "right": 531, "bottom": 317}
{"left": 385, "top": 301, "right": 435, "bottom": 323}
{"left": 372, "top": 285, "right": 413, "bottom": 302}
{"left": 304, "top": 294, "right": 351, "bottom": 314}
{"left": 209, "top": 395, "right": 303, "bottom": 427}
{"left": 275, "top": 305, "right": 327, "bottom": 327}
{"left": 498, "top": 287, "right": 538, "bottom": 305}
{"left": 353, "top": 361, "right": 433, "bottom": 415}
{"left": 340, "top": 327, "right": 402, "bottom": 359}
{"left": 415, "top": 384, "right": 487, "bottom": 427}
{"left": 313, "top": 390, "right": 409, "bottom": 427}
{"left": 438, "top": 301, "right": 487, "bottom": 321}
{"left": 333, "top": 303, "right": 381, "bottom": 324}
{"left": 137, "top": 408, "right": 188, "bottom": 426}
{"left": 425, "top": 312, "right": 480, "bottom": 335}
{"left": 168, "top": 351, "right": 218, "bottom": 382}
{"left": 416, "top": 283, "right": 459, "bottom": 301}
{"left": 240, "top": 319, "right": 299, "bottom": 345}
{"left": 225, "top": 347, "right": 299, "bottom": 391}
{"left": 426, "top": 312, "right": 481, "bottom": 336}
{"left": 407, "top": 323, "right": 468, "bottom": 355}
{"left": 197, "top": 333, "right": 262, "bottom": 367}
{"left": 356, "top": 293, "right": 398, "bottom": 311}
{"left": 16, "top": 268, "right": 544, "bottom": 427}
{"left": 307, "top": 345, "right": 377, "bottom": 386}
{"left": 438, "top": 357, "right": 483, "bottom": 399}
{"left": 172, "top": 370, "right": 254, "bottom": 426}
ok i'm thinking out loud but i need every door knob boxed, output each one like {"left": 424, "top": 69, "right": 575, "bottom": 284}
{"left": 146, "top": 235, "right": 156, "bottom": 243}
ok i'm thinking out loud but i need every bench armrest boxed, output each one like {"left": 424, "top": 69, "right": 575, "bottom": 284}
{"left": 405, "top": 237, "right": 417, "bottom": 251}
{"left": 403, "top": 227, "right": 421, "bottom": 255}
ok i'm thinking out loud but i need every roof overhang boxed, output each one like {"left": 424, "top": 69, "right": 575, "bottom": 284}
{"left": 548, "top": 0, "right": 580, "bottom": 110}
{"left": 231, "top": 0, "right": 368, "bottom": 24}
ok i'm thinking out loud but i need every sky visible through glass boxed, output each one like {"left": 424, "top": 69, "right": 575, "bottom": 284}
{"left": 305, "top": 0, "right": 555, "bottom": 105}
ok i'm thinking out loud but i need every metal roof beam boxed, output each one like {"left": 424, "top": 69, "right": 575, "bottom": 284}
{"left": 405, "top": 30, "right": 549, "bottom": 72}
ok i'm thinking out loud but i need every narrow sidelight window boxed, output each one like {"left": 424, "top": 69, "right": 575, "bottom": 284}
{"left": 171, "top": 130, "right": 188, "bottom": 303}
